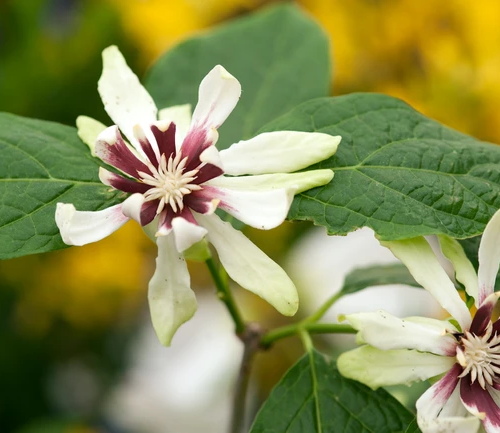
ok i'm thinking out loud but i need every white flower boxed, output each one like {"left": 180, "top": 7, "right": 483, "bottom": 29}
{"left": 55, "top": 46, "right": 341, "bottom": 346}
{"left": 337, "top": 209, "right": 500, "bottom": 433}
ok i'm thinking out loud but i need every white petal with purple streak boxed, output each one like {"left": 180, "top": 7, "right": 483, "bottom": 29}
{"left": 219, "top": 131, "right": 341, "bottom": 175}
{"left": 417, "top": 367, "right": 480, "bottom": 433}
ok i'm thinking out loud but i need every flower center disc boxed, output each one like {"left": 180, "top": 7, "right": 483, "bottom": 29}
{"left": 140, "top": 152, "right": 201, "bottom": 214}
{"left": 457, "top": 323, "right": 500, "bottom": 389}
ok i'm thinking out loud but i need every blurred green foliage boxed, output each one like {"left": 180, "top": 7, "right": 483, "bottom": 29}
{"left": 0, "top": 0, "right": 140, "bottom": 125}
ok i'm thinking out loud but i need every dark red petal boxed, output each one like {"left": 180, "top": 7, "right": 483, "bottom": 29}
{"left": 151, "top": 122, "right": 176, "bottom": 159}
{"left": 96, "top": 128, "right": 152, "bottom": 179}
{"left": 195, "top": 163, "right": 224, "bottom": 184}
{"left": 184, "top": 189, "right": 220, "bottom": 214}
{"left": 461, "top": 377, "right": 500, "bottom": 430}
{"left": 140, "top": 201, "right": 158, "bottom": 226}
{"left": 181, "top": 127, "right": 217, "bottom": 171}
{"left": 136, "top": 130, "right": 158, "bottom": 166}
{"left": 157, "top": 207, "right": 175, "bottom": 233}
{"left": 471, "top": 296, "right": 498, "bottom": 335}
{"left": 102, "top": 171, "right": 151, "bottom": 194}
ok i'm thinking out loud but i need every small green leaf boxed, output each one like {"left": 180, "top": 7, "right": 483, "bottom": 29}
{"left": 340, "top": 263, "right": 420, "bottom": 297}
{"left": 262, "top": 93, "right": 500, "bottom": 240}
{"left": 250, "top": 349, "right": 419, "bottom": 433}
{"left": 0, "top": 113, "right": 124, "bottom": 259}
{"left": 145, "top": 3, "right": 330, "bottom": 150}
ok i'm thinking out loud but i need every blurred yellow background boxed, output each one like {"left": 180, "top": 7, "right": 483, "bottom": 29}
{"left": 1, "top": 0, "right": 500, "bottom": 431}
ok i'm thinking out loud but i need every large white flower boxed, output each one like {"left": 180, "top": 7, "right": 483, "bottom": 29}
{"left": 55, "top": 46, "right": 341, "bottom": 346}
{"left": 337, "top": 209, "right": 500, "bottom": 433}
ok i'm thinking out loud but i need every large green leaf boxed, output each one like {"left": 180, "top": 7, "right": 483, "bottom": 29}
{"left": 340, "top": 263, "right": 420, "bottom": 297}
{"left": 145, "top": 3, "right": 330, "bottom": 150}
{"left": 250, "top": 349, "right": 419, "bottom": 433}
{"left": 0, "top": 113, "right": 124, "bottom": 259}
{"left": 262, "top": 93, "right": 500, "bottom": 240}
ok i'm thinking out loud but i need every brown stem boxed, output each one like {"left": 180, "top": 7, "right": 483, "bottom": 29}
{"left": 231, "top": 322, "right": 263, "bottom": 433}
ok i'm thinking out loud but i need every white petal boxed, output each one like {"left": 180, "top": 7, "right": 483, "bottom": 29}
{"left": 342, "top": 310, "right": 458, "bottom": 356}
{"left": 207, "top": 170, "right": 334, "bottom": 195}
{"left": 55, "top": 202, "right": 128, "bottom": 246}
{"left": 148, "top": 234, "right": 197, "bottom": 346}
{"left": 207, "top": 185, "right": 295, "bottom": 230}
{"left": 158, "top": 104, "right": 192, "bottom": 148}
{"left": 98, "top": 46, "right": 157, "bottom": 149}
{"left": 381, "top": 237, "right": 471, "bottom": 331}
{"left": 170, "top": 217, "right": 208, "bottom": 253}
{"left": 199, "top": 145, "right": 224, "bottom": 170}
{"left": 76, "top": 116, "right": 107, "bottom": 156}
{"left": 337, "top": 345, "right": 455, "bottom": 389}
{"left": 219, "top": 131, "right": 341, "bottom": 175}
{"left": 190, "top": 65, "right": 241, "bottom": 130}
{"left": 478, "top": 208, "right": 500, "bottom": 305}
{"left": 438, "top": 235, "right": 479, "bottom": 305}
{"left": 121, "top": 193, "right": 145, "bottom": 224}
{"left": 196, "top": 213, "right": 298, "bottom": 316}
{"left": 417, "top": 373, "right": 480, "bottom": 433}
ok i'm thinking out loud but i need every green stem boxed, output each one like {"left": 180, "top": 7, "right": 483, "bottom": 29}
{"left": 306, "top": 292, "right": 343, "bottom": 324}
{"left": 206, "top": 257, "right": 246, "bottom": 334}
{"left": 261, "top": 322, "right": 356, "bottom": 347}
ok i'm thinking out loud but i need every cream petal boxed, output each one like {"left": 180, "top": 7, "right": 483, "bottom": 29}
{"left": 337, "top": 346, "right": 455, "bottom": 389}
{"left": 199, "top": 145, "right": 224, "bottom": 170}
{"left": 196, "top": 213, "right": 298, "bottom": 316}
{"left": 206, "top": 170, "right": 334, "bottom": 194}
{"left": 158, "top": 104, "right": 192, "bottom": 149}
{"left": 342, "top": 311, "right": 458, "bottom": 356}
{"left": 190, "top": 65, "right": 241, "bottom": 130}
{"left": 55, "top": 202, "right": 128, "bottom": 246}
{"left": 478, "top": 209, "right": 500, "bottom": 305}
{"left": 203, "top": 185, "right": 295, "bottom": 230}
{"left": 76, "top": 116, "right": 107, "bottom": 156}
{"left": 219, "top": 131, "right": 341, "bottom": 175}
{"left": 438, "top": 234, "right": 479, "bottom": 305}
{"left": 148, "top": 233, "right": 197, "bottom": 346}
{"left": 121, "top": 193, "right": 145, "bottom": 224}
{"left": 381, "top": 237, "right": 471, "bottom": 331}
{"left": 171, "top": 216, "right": 208, "bottom": 253}
{"left": 98, "top": 46, "right": 157, "bottom": 150}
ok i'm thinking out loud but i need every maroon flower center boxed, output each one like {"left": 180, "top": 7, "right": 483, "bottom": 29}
{"left": 137, "top": 151, "right": 202, "bottom": 214}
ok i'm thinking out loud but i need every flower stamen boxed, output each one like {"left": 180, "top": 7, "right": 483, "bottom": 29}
{"left": 457, "top": 322, "right": 500, "bottom": 389}
{"left": 140, "top": 152, "right": 201, "bottom": 214}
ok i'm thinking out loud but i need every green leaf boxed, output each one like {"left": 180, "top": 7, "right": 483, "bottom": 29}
{"left": 250, "top": 349, "right": 419, "bottom": 433}
{"left": 145, "top": 3, "right": 330, "bottom": 150}
{"left": 0, "top": 113, "right": 125, "bottom": 259}
{"left": 340, "top": 263, "right": 420, "bottom": 297}
{"left": 262, "top": 93, "right": 500, "bottom": 240}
